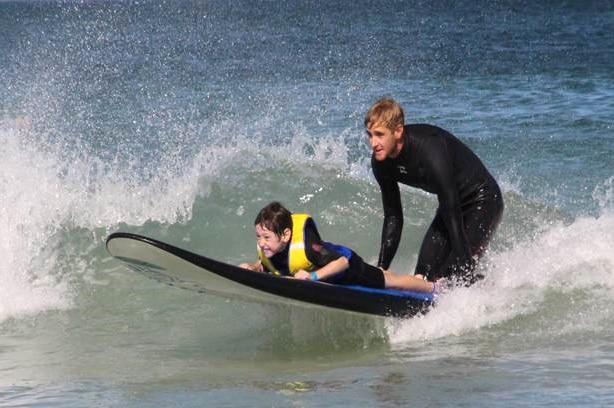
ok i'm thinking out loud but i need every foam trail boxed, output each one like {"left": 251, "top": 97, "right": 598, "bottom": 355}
{"left": 388, "top": 210, "right": 614, "bottom": 344}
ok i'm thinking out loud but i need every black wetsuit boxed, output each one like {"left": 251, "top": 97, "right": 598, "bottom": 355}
{"left": 372, "top": 124, "right": 503, "bottom": 282}
{"left": 264, "top": 221, "right": 386, "bottom": 288}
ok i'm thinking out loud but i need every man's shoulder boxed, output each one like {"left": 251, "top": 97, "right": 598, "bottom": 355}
{"left": 406, "top": 124, "right": 458, "bottom": 154}
{"left": 406, "top": 123, "right": 449, "bottom": 137}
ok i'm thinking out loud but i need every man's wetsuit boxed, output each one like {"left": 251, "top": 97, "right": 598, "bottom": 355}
{"left": 372, "top": 124, "right": 504, "bottom": 282}
{"left": 264, "top": 222, "right": 386, "bottom": 288}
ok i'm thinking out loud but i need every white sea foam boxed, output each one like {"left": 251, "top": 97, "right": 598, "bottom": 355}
{"left": 1, "top": 126, "right": 72, "bottom": 320}
{"left": 0, "top": 123, "right": 208, "bottom": 322}
{"left": 388, "top": 210, "right": 614, "bottom": 344}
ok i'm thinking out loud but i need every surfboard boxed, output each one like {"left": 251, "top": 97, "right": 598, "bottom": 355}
{"left": 105, "top": 232, "right": 434, "bottom": 317}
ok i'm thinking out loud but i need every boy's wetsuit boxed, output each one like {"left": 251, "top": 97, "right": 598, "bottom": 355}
{"left": 264, "top": 223, "right": 386, "bottom": 288}
{"left": 372, "top": 124, "right": 504, "bottom": 282}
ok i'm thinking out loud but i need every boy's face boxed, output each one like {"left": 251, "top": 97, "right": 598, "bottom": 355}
{"left": 366, "top": 122, "right": 404, "bottom": 161}
{"left": 255, "top": 224, "right": 291, "bottom": 258}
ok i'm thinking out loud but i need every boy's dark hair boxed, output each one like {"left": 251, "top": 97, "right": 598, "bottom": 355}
{"left": 254, "top": 201, "right": 292, "bottom": 238}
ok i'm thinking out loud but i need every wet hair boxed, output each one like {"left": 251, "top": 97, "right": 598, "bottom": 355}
{"left": 254, "top": 201, "right": 292, "bottom": 238}
{"left": 364, "top": 97, "right": 405, "bottom": 130}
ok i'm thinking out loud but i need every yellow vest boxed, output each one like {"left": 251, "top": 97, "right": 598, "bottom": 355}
{"left": 258, "top": 213, "right": 315, "bottom": 276}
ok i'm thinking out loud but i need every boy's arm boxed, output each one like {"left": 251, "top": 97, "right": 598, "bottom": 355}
{"left": 294, "top": 256, "right": 350, "bottom": 280}
{"left": 294, "top": 221, "right": 349, "bottom": 281}
{"left": 295, "top": 256, "right": 349, "bottom": 281}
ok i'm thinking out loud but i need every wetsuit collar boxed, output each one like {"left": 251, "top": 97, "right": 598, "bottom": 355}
{"left": 391, "top": 127, "right": 410, "bottom": 160}
{"left": 388, "top": 129, "right": 405, "bottom": 159}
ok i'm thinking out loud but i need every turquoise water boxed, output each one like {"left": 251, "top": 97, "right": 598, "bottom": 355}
{"left": 1, "top": 1, "right": 613, "bottom": 406}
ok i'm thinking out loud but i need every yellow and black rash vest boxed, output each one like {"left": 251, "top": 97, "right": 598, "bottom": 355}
{"left": 257, "top": 213, "right": 316, "bottom": 276}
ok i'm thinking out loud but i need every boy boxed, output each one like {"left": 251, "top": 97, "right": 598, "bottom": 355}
{"left": 240, "top": 201, "right": 438, "bottom": 293}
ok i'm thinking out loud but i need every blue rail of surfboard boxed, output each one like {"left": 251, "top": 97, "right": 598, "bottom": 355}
{"left": 343, "top": 285, "right": 434, "bottom": 302}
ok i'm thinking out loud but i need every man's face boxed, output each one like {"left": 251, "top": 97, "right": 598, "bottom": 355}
{"left": 366, "top": 122, "right": 404, "bottom": 161}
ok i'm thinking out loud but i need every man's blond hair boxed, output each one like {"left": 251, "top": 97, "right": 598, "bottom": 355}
{"left": 364, "top": 97, "right": 405, "bottom": 131}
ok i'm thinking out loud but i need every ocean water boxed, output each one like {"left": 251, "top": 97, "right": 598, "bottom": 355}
{"left": 1, "top": 0, "right": 614, "bottom": 406}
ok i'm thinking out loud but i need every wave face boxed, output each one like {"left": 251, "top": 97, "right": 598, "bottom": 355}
{"left": 1, "top": 1, "right": 613, "bottom": 405}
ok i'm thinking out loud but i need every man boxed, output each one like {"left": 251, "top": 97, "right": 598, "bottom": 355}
{"left": 366, "top": 97, "right": 503, "bottom": 283}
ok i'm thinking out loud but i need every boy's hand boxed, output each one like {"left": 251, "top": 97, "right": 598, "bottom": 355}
{"left": 239, "top": 262, "right": 263, "bottom": 272}
{"left": 294, "top": 270, "right": 310, "bottom": 280}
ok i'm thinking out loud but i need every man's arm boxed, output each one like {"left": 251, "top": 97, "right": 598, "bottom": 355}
{"left": 378, "top": 214, "right": 403, "bottom": 270}
{"left": 373, "top": 158, "right": 404, "bottom": 270}
{"left": 427, "top": 138, "right": 472, "bottom": 268}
